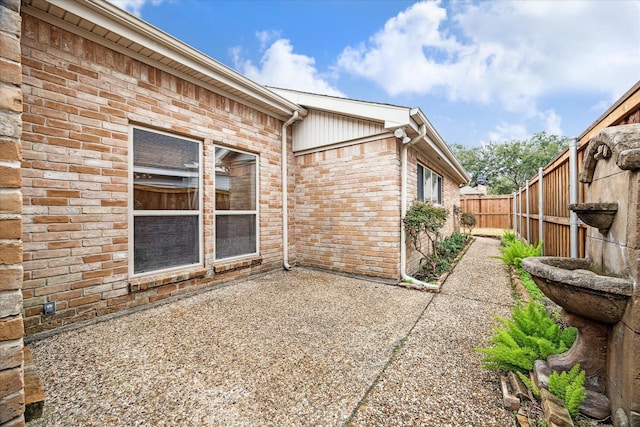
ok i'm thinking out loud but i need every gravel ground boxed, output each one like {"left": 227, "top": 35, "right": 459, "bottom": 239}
{"left": 26, "top": 237, "right": 514, "bottom": 426}
{"left": 348, "top": 237, "right": 516, "bottom": 426}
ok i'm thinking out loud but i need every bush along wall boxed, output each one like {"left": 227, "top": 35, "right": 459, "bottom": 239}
{"left": 403, "top": 201, "right": 471, "bottom": 282}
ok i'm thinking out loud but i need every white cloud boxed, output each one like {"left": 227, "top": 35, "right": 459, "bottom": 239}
{"left": 233, "top": 38, "right": 345, "bottom": 97}
{"left": 107, "top": 0, "right": 164, "bottom": 16}
{"left": 337, "top": 0, "right": 640, "bottom": 117}
{"left": 486, "top": 123, "right": 529, "bottom": 143}
{"left": 538, "top": 110, "right": 563, "bottom": 136}
{"left": 255, "top": 30, "right": 281, "bottom": 51}
{"left": 484, "top": 110, "right": 562, "bottom": 144}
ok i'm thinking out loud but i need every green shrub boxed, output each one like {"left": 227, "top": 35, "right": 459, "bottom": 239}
{"left": 518, "top": 268, "right": 545, "bottom": 302}
{"left": 415, "top": 232, "right": 469, "bottom": 282}
{"left": 548, "top": 364, "right": 586, "bottom": 418}
{"left": 403, "top": 201, "right": 449, "bottom": 261}
{"left": 501, "top": 230, "right": 518, "bottom": 246}
{"left": 496, "top": 238, "right": 543, "bottom": 268}
{"left": 460, "top": 212, "right": 476, "bottom": 234}
{"left": 476, "top": 301, "right": 577, "bottom": 373}
{"left": 436, "top": 232, "right": 467, "bottom": 259}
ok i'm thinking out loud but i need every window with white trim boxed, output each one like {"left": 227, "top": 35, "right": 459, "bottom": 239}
{"left": 417, "top": 163, "right": 442, "bottom": 204}
{"left": 215, "top": 147, "right": 258, "bottom": 260}
{"left": 131, "top": 127, "right": 202, "bottom": 275}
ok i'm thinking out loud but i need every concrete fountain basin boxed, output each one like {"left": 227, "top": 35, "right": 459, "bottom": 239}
{"left": 522, "top": 256, "right": 632, "bottom": 324}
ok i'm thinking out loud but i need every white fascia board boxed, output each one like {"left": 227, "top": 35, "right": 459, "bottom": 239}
{"left": 271, "top": 88, "right": 410, "bottom": 127}
{"left": 410, "top": 108, "right": 470, "bottom": 184}
{"left": 44, "top": 0, "right": 304, "bottom": 119}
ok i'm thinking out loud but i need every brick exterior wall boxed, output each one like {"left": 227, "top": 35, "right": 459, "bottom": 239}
{"left": 17, "top": 8, "right": 466, "bottom": 338}
{"left": 19, "top": 14, "right": 287, "bottom": 336}
{"left": 405, "top": 148, "right": 462, "bottom": 276}
{"left": 0, "top": 0, "right": 26, "bottom": 424}
{"left": 293, "top": 138, "right": 402, "bottom": 279}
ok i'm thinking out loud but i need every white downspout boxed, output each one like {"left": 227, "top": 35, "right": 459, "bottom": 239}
{"left": 282, "top": 111, "right": 301, "bottom": 270}
{"left": 399, "top": 125, "right": 439, "bottom": 291}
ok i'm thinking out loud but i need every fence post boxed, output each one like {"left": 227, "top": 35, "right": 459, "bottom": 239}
{"left": 519, "top": 188, "right": 523, "bottom": 239}
{"left": 538, "top": 167, "right": 544, "bottom": 254}
{"left": 569, "top": 139, "right": 579, "bottom": 258}
{"left": 512, "top": 192, "right": 517, "bottom": 232}
{"left": 525, "top": 180, "right": 531, "bottom": 243}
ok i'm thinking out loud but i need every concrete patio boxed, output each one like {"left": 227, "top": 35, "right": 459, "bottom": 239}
{"left": 26, "top": 237, "right": 514, "bottom": 426}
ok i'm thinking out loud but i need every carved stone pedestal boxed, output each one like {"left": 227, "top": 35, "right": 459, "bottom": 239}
{"left": 547, "top": 310, "right": 609, "bottom": 394}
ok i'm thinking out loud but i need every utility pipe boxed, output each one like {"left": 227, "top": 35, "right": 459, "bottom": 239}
{"left": 282, "top": 111, "right": 301, "bottom": 270}
{"left": 525, "top": 179, "right": 530, "bottom": 243}
{"left": 569, "top": 138, "right": 579, "bottom": 258}
{"left": 399, "top": 125, "right": 439, "bottom": 291}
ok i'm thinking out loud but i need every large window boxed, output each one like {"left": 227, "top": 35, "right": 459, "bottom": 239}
{"left": 131, "top": 127, "right": 202, "bottom": 275}
{"left": 417, "top": 163, "right": 442, "bottom": 204}
{"left": 215, "top": 147, "right": 258, "bottom": 260}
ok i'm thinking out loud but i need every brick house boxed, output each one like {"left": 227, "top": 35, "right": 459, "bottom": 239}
{"left": 0, "top": 1, "right": 467, "bottom": 423}
{"left": 271, "top": 88, "right": 469, "bottom": 281}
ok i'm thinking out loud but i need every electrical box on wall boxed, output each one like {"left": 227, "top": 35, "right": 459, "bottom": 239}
{"left": 43, "top": 301, "right": 55, "bottom": 315}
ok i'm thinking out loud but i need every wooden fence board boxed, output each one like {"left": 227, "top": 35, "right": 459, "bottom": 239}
{"left": 459, "top": 85, "right": 637, "bottom": 257}
{"left": 460, "top": 195, "right": 513, "bottom": 229}
{"left": 460, "top": 142, "right": 585, "bottom": 256}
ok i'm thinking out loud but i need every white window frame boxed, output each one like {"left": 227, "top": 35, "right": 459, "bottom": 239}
{"left": 417, "top": 163, "right": 442, "bottom": 204}
{"left": 214, "top": 145, "right": 260, "bottom": 261}
{"left": 128, "top": 126, "right": 204, "bottom": 277}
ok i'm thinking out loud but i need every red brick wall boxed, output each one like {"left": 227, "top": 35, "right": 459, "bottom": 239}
{"left": 293, "top": 138, "right": 402, "bottom": 279}
{"left": 19, "top": 14, "right": 287, "bottom": 335}
{"left": 1, "top": 0, "right": 25, "bottom": 424}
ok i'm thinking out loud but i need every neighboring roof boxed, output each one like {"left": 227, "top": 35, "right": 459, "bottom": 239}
{"left": 269, "top": 88, "right": 413, "bottom": 129}
{"left": 22, "top": 0, "right": 306, "bottom": 120}
{"left": 460, "top": 185, "right": 484, "bottom": 196}
{"left": 578, "top": 80, "right": 640, "bottom": 145}
{"left": 270, "top": 88, "right": 470, "bottom": 184}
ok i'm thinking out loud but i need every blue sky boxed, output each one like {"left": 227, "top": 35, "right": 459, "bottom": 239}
{"left": 109, "top": 0, "right": 639, "bottom": 147}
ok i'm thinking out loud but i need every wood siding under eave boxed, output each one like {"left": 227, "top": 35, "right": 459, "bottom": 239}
{"left": 292, "top": 110, "right": 385, "bottom": 152}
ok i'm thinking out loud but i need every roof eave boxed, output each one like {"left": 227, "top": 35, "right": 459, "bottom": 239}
{"left": 270, "top": 87, "right": 409, "bottom": 126}
{"left": 28, "top": 0, "right": 305, "bottom": 119}
{"left": 409, "top": 108, "right": 470, "bottom": 184}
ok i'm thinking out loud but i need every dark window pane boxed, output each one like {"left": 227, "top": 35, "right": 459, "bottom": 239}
{"left": 215, "top": 214, "right": 256, "bottom": 259}
{"left": 134, "top": 215, "right": 199, "bottom": 274}
{"left": 417, "top": 164, "right": 424, "bottom": 201}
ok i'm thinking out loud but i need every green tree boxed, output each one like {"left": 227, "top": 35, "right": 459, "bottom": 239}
{"left": 452, "top": 132, "right": 570, "bottom": 194}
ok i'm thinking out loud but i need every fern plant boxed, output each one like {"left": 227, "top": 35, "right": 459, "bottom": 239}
{"left": 518, "top": 268, "right": 546, "bottom": 302}
{"left": 548, "top": 364, "right": 586, "bottom": 418}
{"left": 501, "top": 230, "right": 518, "bottom": 246}
{"left": 495, "top": 238, "right": 543, "bottom": 268}
{"left": 476, "top": 301, "right": 576, "bottom": 372}
{"left": 516, "top": 371, "right": 540, "bottom": 399}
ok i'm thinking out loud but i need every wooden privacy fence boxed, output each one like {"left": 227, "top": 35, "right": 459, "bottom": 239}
{"left": 512, "top": 144, "right": 586, "bottom": 258}
{"left": 459, "top": 195, "right": 512, "bottom": 229}
{"left": 460, "top": 81, "right": 639, "bottom": 258}
{"left": 460, "top": 142, "right": 587, "bottom": 258}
